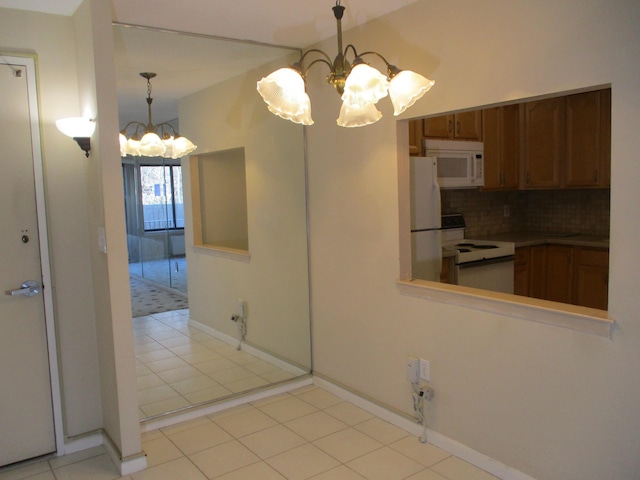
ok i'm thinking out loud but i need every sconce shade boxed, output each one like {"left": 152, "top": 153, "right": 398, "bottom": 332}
{"left": 337, "top": 101, "right": 382, "bottom": 128}
{"left": 388, "top": 71, "right": 435, "bottom": 115}
{"left": 56, "top": 117, "right": 95, "bottom": 157}
{"left": 55, "top": 117, "right": 96, "bottom": 138}
{"left": 341, "top": 63, "right": 389, "bottom": 108}
{"left": 257, "top": 68, "right": 314, "bottom": 125}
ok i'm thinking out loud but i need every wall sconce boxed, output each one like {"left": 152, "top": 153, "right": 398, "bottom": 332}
{"left": 55, "top": 117, "right": 96, "bottom": 157}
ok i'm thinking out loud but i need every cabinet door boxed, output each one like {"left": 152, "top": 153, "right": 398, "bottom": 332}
{"left": 600, "top": 88, "right": 612, "bottom": 187}
{"left": 545, "top": 245, "right": 573, "bottom": 304}
{"left": 501, "top": 104, "right": 520, "bottom": 189}
{"left": 573, "top": 247, "right": 609, "bottom": 310}
{"left": 424, "top": 115, "right": 452, "bottom": 138}
{"left": 523, "top": 97, "right": 563, "bottom": 188}
{"left": 565, "top": 91, "right": 602, "bottom": 187}
{"left": 529, "top": 245, "right": 548, "bottom": 299}
{"left": 513, "top": 247, "right": 530, "bottom": 296}
{"left": 453, "top": 111, "right": 482, "bottom": 140}
{"left": 482, "top": 105, "right": 519, "bottom": 190}
{"left": 481, "top": 107, "right": 502, "bottom": 189}
{"left": 408, "top": 119, "right": 424, "bottom": 156}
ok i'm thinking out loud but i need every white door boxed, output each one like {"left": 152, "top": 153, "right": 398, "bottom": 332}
{"left": 0, "top": 60, "right": 57, "bottom": 466}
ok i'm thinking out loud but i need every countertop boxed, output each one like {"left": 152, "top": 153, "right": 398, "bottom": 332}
{"left": 473, "top": 232, "right": 609, "bottom": 249}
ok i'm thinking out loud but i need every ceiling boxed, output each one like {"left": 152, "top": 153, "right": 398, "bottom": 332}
{"left": 1, "top": 0, "right": 421, "bottom": 127}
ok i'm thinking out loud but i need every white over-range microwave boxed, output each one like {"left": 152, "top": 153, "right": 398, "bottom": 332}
{"left": 424, "top": 139, "right": 484, "bottom": 188}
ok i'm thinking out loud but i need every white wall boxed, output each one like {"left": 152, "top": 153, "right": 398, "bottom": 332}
{"left": 0, "top": 7, "right": 103, "bottom": 438}
{"left": 306, "top": 1, "right": 640, "bottom": 479}
{"left": 180, "top": 53, "right": 311, "bottom": 369}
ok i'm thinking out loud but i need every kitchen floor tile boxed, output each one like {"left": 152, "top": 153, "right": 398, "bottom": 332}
{"left": 313, "top": 428, "right": 384, "bottom": 463}
{"left": 165, "top": 421, "right": 233, "bottom": 455}
{"left": 346, "top": 446, "right": 425, "bottom": 480}
{"left": 211, "top": 405, "right": 279, "bottom": 438}
{"left": 239, "top": 424, "right": 306, "bottom": 459}
{"left": 188, "top": 440, "right": 260, "bottom": 479}
{"left": 430, "top": 456, "right": 499, "bottom": 480}
{"left": 284, "top": 410, "right": 348, "bottom": 441}
{"left": 266, "top": 443, "right": 340, "bottom": 480}
{"left": 389, "top": 436, "right": 451, "bottom": 467}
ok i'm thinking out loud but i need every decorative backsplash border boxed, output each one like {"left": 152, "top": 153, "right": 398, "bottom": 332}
{"left": 441, "top": 188, "right": 610, "bottom": 238}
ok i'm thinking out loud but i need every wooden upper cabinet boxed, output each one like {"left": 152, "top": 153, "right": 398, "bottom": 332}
{"left": 522, "top": 97, "right": 564, "bottom": 188}
{"left": 482, "top": 104, "right": 519, "bottom": 190}
{"left": 565, "top": 90, "right": 609, "bottom": 187}
{"left": 424, "top": 111, "right": 482, "bottom": 141}
{"left": 408, "top": 119, "right": 424, "bottom": 156}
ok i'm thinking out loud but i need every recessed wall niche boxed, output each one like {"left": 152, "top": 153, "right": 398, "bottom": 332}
{"left": 190, "top": 147, "right": 249, "bottom": 252}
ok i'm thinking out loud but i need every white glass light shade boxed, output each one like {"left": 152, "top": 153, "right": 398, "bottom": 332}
{"left": 119, "top": 133, "right": 128, "bottom": 157}
{"left": 56, "top": 117, "right": 95, "bottom": 138}
{"left": 336, "top": 101, "right": 382, "bottom": 128}
{"left": 341, "top": 63, "right": 389, "bottom": 108}
{"left": 389, "top": 71, "right": 435, "bottom": 115}
{"left": 169, "top": 136, "right": 197, "bottom": 159}
{"left": 138, "top": 132, "right": 166, "bottom": 157}
{"left": 257, "top": 68, "right": 314, "bottom": 125}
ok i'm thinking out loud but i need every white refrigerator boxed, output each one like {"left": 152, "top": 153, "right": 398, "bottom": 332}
{"left": 410, "top": 156, "right": 442, "bottom": 281}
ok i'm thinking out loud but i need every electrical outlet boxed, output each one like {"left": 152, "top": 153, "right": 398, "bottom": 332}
{"left": 419, "top": 359, "right": 430, "bottom": 381}
{"left": 406, "top": 356, "right": 420, "bottom": 383}
{"left": 503, "top": 204, "right": 511, "bottom": 217}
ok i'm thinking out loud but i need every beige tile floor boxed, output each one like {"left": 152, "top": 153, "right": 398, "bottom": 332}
{"left": 0, "top": 385, "right": 500, "bottom": 480}
{"left": 134, "top": 309, "right": 300, "bottom": 419}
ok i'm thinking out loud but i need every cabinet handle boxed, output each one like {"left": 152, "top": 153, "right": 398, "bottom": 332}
{"left": 448, "top": 120, "right": 453, "bottom": 134}
{"left": 456, "top": 121, "right": 461, "bottom": 135}
{"left": 594, "top": 170, "right": 599, "bottom": 183}
{"left": 526, "top": 172, "right": 530, "bottom": 185}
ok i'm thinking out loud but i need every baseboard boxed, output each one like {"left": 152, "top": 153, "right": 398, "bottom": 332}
{"left": 62, "top": 430, "right": 104, "bottom": 455}
{"left": 141, "top": 376, "right": 313, "bottom": 432}
{"left": 63, "top": 430, "right": 147, "bottom": 476}
{"left": 188, "top": 318, "right": 307, "bottom": 376}
{"left": 313, "top": 377, "right": 537, "bottom": 480}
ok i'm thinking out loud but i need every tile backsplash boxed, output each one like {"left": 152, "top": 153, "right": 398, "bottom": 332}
{"left": 441, "top": 188, "right": 610, "bottom": 238}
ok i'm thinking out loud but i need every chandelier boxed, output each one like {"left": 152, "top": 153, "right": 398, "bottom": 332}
{"left": 257, "top": 1, "right": 434, "bottom": 128}
{"left": 119, "top": 72, "right": 197, "bottom": 158}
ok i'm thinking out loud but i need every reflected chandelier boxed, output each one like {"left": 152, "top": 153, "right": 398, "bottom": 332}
{"left": 119, "top": 72, "right": 197, "bottom": 158}
{"left": 257, "top": 1, "right": 434, "bottom": 128}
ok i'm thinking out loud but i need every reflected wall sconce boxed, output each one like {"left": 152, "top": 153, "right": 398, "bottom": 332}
{"left": 118, "top": 72, "right": 197, "bottom": 158}
{"left": 257, "top": 0, "right": 434, "bottom": 127}
{"left": 56, "top": 117, "right": 96, "bottom": 157}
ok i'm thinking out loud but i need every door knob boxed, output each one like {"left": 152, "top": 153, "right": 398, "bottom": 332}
{"left": 5, "top": 280, "right": 40, "bottom": 297}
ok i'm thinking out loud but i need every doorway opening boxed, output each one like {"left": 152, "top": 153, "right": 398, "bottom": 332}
{"left": 123, "top": 159, "right": 189, "bottom": 317}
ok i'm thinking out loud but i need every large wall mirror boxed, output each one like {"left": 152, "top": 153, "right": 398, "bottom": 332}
{"left": 114, "top": 23, "right": 311, "bottom": 421}
{"left": 407, "top": 86, "right": 611, "bottom": 313}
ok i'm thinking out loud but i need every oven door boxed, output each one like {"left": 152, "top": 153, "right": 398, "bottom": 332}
{"left": 455, "top": 256, "right": 515, "bottom": 294}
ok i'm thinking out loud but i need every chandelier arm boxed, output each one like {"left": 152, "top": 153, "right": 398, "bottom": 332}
{"left": 357, "top": 50, "right": 392, "bottom": 67}
{"left": 156, "top": 122, "right": 178, "bottom": 138}
{"left": 303, "top": 58, "right": 334, "bottom": 77}
{"left": 344, "top": 44, "right": 360, "bottom": 60}
{"left": 299, "top": 49, "right": 334, "bottom": 69}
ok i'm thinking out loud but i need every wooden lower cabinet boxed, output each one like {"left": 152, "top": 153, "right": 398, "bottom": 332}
{"left": 573, "top": 247, "right": 609, "bottom": 310}
{"left": 514, "top": 244, "right": 609, "bottom": 310}
{"left": 441, "top": 256, "right": 454, "bottom": 284}
{"left": 513, "top": 247, "right": 530, "bottom": 296}
{"left": 528, "top": 245, "right": 548, "bottom": 300}
{"left": 545, "top": 245, "right": 573, "bottom": 304}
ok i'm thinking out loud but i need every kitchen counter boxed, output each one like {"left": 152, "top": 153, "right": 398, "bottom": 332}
{"left": 475, "top": 232, "right": 609, "bottom": 249}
